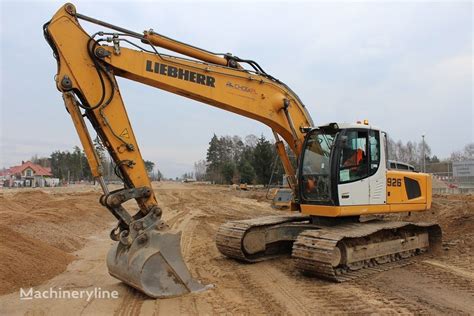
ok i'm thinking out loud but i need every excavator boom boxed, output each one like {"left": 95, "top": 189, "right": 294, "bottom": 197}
{"left": 44, "top": 3, "right": 313, "bottom": 297}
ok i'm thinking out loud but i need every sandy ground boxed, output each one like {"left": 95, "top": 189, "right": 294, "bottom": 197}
{"left": 0, "top": 182, "right": 473, "bottom": 315}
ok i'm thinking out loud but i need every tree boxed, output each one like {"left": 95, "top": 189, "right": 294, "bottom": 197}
{"left": 450, "top": 143, "right": 474, "bottom": 162}
{"left": 386, "top": 136, "right": 397, "bottom": 160}
{"left": 144, "top": 160, "right": 155, "bottom": 174}
{"left": 244, "top": 134, "right": 258, "bottom": 148}
{"left": 252, "top": 135, "right": 274, "bottom": 185}
{"left": 230, "top": 136, "right": 244, "bottom": 161}
{"left": 50, "top": 150, "right": 66, "bottom": 179}
{"left": 218, "top": 136, "right": 234, "bottom": 162}
{"left": 30, "top": 155, "right": 51, "bottom": 168}
{"left": 201, "top": 133, "right": 274, "bottom": 184}
{"left": 194, "top": 159, "right": 207, "bottom": 181}
{"left": 182, "top": 172, "right": 194, "bottom": 180}
{"left": 49, "top": 147, "right": 91, "bottom": 181}
{"left": 238, "top": 160, "right": 255, "bottom": 184}
{"left": 464, "top": 143, "right": 474, "bottom": 158}
{"left": 206, "top": 134, "right": 221, "bottom": 182}
{"left": 386, "top": 137, "right": 434, "bottom": 170}
{"left": 417, "top": 141, "right": 432, "bottom": 166}
{"left": 221, "top": 161, "right": 235, "bottom": 184}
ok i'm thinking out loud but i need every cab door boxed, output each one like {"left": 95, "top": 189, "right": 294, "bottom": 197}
{"left": 337, "top": 129, "right": 370, "bottom": 205}
{"left": 368, "top": 130, "right": 387, "bottom": 205}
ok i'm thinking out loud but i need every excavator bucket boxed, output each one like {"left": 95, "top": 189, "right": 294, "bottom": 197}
{"left": 107, "top": 228, "right": 209, "bottom": 298}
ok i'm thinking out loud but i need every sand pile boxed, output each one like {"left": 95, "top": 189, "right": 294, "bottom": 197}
{"left": 0, "top": 188, "right": 110, "bottom": 295}
{"left": 0, "top": 226, "right": 73, "bottom": 294}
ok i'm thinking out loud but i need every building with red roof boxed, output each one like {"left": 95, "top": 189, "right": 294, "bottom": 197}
{"left": 0, "top": 161, "right": 56, "bottom": 187}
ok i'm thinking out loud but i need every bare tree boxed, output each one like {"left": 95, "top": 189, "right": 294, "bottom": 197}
{"left": 194, "top": 160, "right": 207, "bottom": 181}
{"left": 244, "top": 134, "right": 258, "bottom": 148}
{"left": 450, "top": 143, "right": 474, "bottom": 161}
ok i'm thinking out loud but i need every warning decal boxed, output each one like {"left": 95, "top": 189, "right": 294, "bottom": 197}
{"left": 120, "top": 128, "right": 130, "bottom": 139}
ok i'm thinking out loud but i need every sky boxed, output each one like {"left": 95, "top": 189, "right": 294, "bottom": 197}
{"left": 0, "top": 0, "right": 472, "bottom": 178}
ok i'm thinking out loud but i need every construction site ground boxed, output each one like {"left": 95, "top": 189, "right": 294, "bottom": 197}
{"left": 0, "top": 182, "right": 473, "bottom": 315}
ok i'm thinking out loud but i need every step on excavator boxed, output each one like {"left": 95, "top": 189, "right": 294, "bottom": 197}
{"left": 44, "top": 3, "right": 441, "bottom": 298}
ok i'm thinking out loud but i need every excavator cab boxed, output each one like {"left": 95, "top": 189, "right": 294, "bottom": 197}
{"left": 298, "top": 121, "right": 434, "bottom": 219}
{"left": 299, "top": 122, "right": 387, "bottom": 211}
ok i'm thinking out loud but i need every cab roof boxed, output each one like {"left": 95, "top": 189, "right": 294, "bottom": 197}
{"left": 317, "top": 122, "right": 382, "bottom": 132}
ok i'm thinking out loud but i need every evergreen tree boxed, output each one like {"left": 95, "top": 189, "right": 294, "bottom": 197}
{"left": 252, "top": 135, "right": 274, "bottom": 185}
{"left": 206, "top": 134, "right": 221, "bottom": 182}
{"left": 238, "top": 160, "right": 255, "bottom": 184}
{"left": 231, "top": 136, "right": 244, "bottom": 161}
{"left": 153, "top": 169, "right": 163, "bottom": 181}
{"left": 144, "top": 160, "right": 155, "bottom": 173}
{"left": 221, "top": 161, "right": 235, "bottom": 184}
{"left": 49, "top": 147, "right": 91, "bottom": 181}
{"left": 201, "top": 133, "right": 273, "bottom": 184}
{"left": 218, "top": 136, "right": 234, "bottom": 162}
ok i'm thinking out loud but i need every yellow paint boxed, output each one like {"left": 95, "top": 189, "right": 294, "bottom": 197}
{"left": 386, "top": 170, "right": 429, "bottom": 205}
{"left": 63, "top": 93, "right": 102, "bottom": 177}
{"left": 301, "top": 171, "right": 431, "bottom": 217}
{"left": 301, "top": 203, "right": 428, "bottom": 217}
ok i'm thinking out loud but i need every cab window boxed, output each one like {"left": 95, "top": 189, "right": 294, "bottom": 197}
{"left": 339, "top": 130, "right": 368, "bottom": 183}
{"left": 369, "top": 130, "right": 380, "bottom": 175}
{"left": 301, "top": 129, "right": 336, "bottom": 202}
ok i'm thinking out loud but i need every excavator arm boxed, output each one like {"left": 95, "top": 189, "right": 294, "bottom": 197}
{"left": 44, "top": 3, "right": 313, "bottom": 298}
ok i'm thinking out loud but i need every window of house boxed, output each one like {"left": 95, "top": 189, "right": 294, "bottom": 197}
{"left": 25, "top": 169, "right": 33, "bottom": 177}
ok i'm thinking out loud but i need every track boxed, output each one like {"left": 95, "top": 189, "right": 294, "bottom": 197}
{"left": 293, "top": 221, "right": 442, "bottom": 281}
{"left": 215, "top": 215, "right": 310, "bottom": 262}
{"left": 216, "top": 215, "right": 442, "bottom": 283}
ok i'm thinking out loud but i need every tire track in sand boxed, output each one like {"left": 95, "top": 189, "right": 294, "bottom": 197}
{"left": 114, "top": 286, "right": 147, "bottom": 316}
{"left": 237, "top": 262, "right": 313, "bottom": 315}
{"left": 268, "top": 258, "right": 427, "bottom": 314}
{"left": 358, "top": 261, "right": 474, "bottom": 315}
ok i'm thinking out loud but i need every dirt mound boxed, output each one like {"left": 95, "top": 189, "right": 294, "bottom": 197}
{"left": 431, "top": 195, "right": 473, "bottom": 232}
{"left": 229, "top": 187, "right": 273, "bottom": 203}
{"left": 385, "top": 194, "right": 474, "bottom": 256}
{"left": 0, "top": 187, "right": 111, "bottom": 295}
{"left": 0, "top": 225, "right": 73, "bottom": 295}
{"left": 13, "top": 190, "right": 53, "bottom": 202}
{"left": 403, "top": 195, "right": 474, "bottom": 233}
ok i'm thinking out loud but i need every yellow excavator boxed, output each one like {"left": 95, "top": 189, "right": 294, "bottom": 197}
{"left": 44, "top": 3, "right": 441, "bottom": 298}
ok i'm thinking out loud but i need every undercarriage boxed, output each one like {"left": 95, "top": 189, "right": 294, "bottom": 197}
{"left": 216, "top": 215, "right": 442, "bottom": 281}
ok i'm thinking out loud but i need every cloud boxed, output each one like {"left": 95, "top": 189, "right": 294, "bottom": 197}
{"left": 0, "top": 1, "right": 472, "bottom": 177}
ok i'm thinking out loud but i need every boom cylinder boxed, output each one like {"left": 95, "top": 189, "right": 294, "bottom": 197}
{"left": 144, "top": 31, "right": 229, "bottom": 66}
